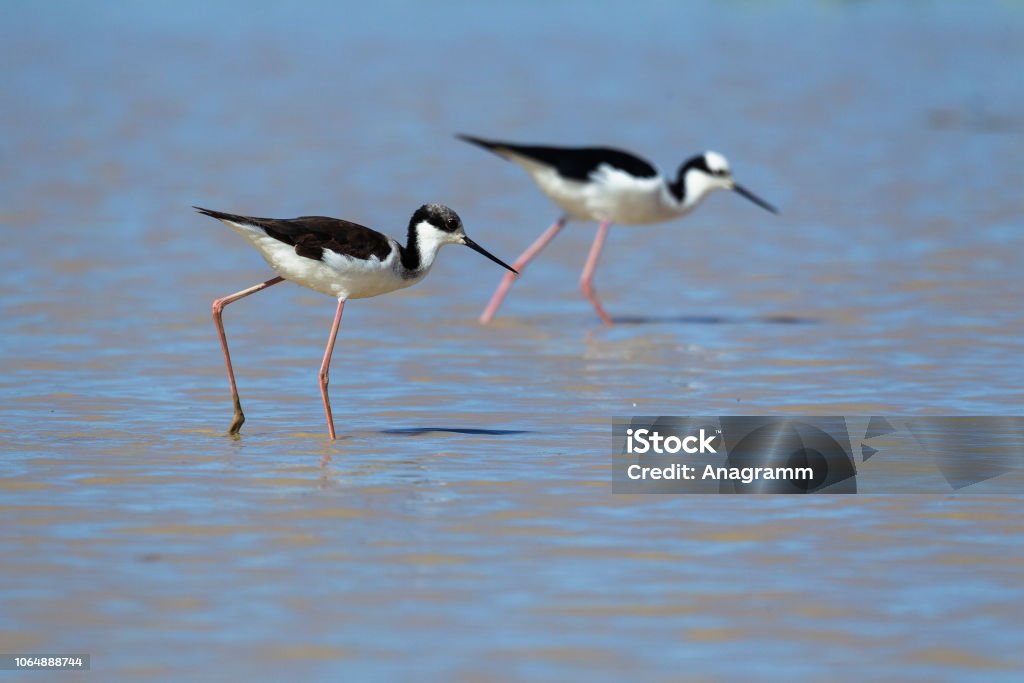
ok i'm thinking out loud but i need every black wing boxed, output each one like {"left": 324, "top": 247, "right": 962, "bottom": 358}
{"left": 195, "top": 207, "right": 392, "bottom": 262}
{"left": 457, "top": 133, "right": 658, "bottom": 182}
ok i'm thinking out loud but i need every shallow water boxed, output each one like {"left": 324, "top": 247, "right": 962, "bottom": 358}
{"left": 2, "top": 1, "right": 1023, "bottom": 680}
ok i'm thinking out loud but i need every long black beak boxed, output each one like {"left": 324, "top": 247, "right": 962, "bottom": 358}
{"left": 734, "top": 184, "right": 779, "bottom": 215}
{"left": 463, "top": 236, "right": 518, "bottom": 275}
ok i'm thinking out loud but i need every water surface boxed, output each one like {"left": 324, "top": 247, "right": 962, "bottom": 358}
{"left": 1, "top": 1, "right": 1023, "bottom": 679}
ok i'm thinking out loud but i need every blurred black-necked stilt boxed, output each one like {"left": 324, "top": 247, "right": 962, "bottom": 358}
{"left": 196, "top": 203, "right": 517, "bottom": 439}
{"left": 457, "top": 134, "right": 778, "bottom": 325}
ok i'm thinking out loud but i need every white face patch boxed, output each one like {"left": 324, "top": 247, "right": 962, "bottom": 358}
{"left": 704, "top": 151, "right": 731, "bottom": 175}
{"left": 416, "top": 221, "right": 464, "bottom": 248}
{"left": 410, "top": 220, "right": 465, "bottom": 272}
{"left": 682, "top": 152, "right": 738, "bottom": 210}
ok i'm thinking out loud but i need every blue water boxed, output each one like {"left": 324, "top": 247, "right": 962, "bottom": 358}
{"left": 2, "top": 1, "right": 1023, "bottom": 680}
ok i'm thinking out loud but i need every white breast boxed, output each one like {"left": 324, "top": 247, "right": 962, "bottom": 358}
{"left": 523, "top": 162, "right": 687, "bottom": 225}
{"left": 584, "top": 166, "right": 688, "bottom": 225}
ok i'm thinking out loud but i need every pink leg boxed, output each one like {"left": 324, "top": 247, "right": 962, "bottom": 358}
{"left": 318, "top": 299, "right": 346, "bottom": 440}
{"left": 212, "top": 276, "right": 285, "bottom": 435}
{"left": 479, "top": 216, "right": 567, "bottom": 324}
{"left": 580, "top": 221, "right": 613, "bottom": 326}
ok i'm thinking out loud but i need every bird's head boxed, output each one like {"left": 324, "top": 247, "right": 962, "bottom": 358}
{"left": 409, "top": 204, "right": 518, "bottom": 274}
{"left": 678, "top": 152, "right": 778, "bottom": 214}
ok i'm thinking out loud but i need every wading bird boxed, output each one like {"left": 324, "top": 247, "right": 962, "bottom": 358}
{"left": 197, "top": 203, "right": 517, "bottom": 439}
{"left": 457, "top": 134, "right": 778, "bottom": 325}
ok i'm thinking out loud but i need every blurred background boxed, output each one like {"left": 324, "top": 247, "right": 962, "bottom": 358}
{"left": 1, "top": 1, "right": 1022, "bottom": 680}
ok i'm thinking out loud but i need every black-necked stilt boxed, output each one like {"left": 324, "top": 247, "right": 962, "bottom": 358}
{"left": 196, "top": 203, "right": 517, "bottom": 439}
{"left": 457, "top": 134, "right": 778, "bottom": 325}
